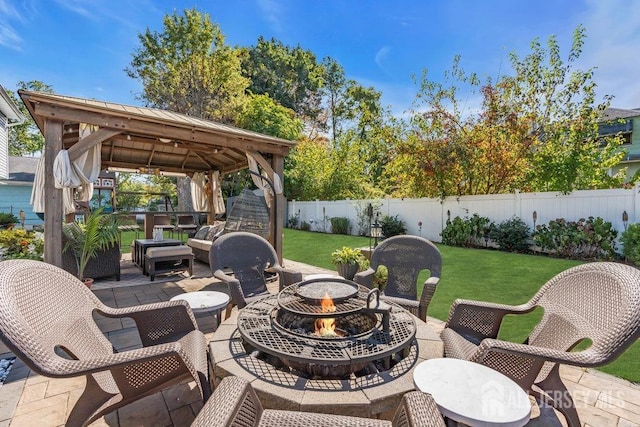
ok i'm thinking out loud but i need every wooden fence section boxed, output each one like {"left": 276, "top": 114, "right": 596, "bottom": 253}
{"left": 287, "top": 185, "right": 640, "bottom": 243}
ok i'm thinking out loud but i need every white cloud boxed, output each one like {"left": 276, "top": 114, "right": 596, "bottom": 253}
{"left": 0, "top": 0, "right": 23, "bottom": 49}
{"left": 375, "top": 46, "right": 391, "bottom": 74}
{"left": 257, "top": 0, "right": 283, "bottom": 34}
{"left": 578, "top": 0, "right": 640, "bottom": 108}
{"left": 53, "top": 0, "right": 94, "bottom": 19}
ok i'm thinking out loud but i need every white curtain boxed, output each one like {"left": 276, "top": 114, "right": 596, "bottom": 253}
{"left": 190, "top": 172, "right": 211, "bottom": 212}
{"left": 211, "top": 170, "right": 225, "bottom": 214}
{"left": 30, "top": 148, "right": 99, "bottom": 215}
{"left": 30, "top": 156, "right": 46, "bottom": 213}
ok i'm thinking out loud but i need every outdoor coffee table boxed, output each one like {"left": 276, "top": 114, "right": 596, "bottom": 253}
{"left": 413, "top": 358, "right": 531, "bottom": 427}
{"left": 133, "top": 238, "right": 182, "bottom": 272}
{"left": 170, "top": 291, "right": 230, "bottom": 324}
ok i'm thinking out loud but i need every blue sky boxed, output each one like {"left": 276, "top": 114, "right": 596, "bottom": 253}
{"left": 2, "top": 0, "right": 640, "bottom": 116}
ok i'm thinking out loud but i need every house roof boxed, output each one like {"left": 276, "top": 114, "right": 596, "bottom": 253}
{"left": 18, "top": 90, "right": 298, "bottom": 175}
{"left": 600, "top": 107, "right": 640, "bottom": 121}
{"left": 4, "top": 156, "right": 39, "bottom": 183}
{"left": 0, "top": 85, "right": 24, "bottom": 123}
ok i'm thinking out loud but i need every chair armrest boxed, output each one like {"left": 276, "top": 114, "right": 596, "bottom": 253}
{"left": 418, "top": 277, "right": 440, "bottom": 321}
{"left": 191, "top": 376, "right": 263, "bottom": 427}
{"left": 42, "top": 341, "right": 189, "bottom": 378}
{"left": 446, "top": 299, "right": 535, "bottom": 344}
{"left": 475, "top": 338, "right": 612, "bottom": 369}
{"left": 353, "top": 268, "right": 375, "bottom": 288}
{"left": 97, "top": 301, "right": 198, "bottom": 346}
{"left": 393, "top": 391, "right": 445, "bottom": 427}
{"left": 214, "top": 269, "right": 247, "bottom": 309}
{"left": 272, "top": 266, "right": 303, "bottom": 291}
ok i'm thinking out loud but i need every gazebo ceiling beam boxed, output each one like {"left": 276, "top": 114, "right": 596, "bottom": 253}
{"left": 67, "top": 128, "right": 121, "bottom": 161}
{"left": 33, "top": 103, "right": 291, "bottom": 156}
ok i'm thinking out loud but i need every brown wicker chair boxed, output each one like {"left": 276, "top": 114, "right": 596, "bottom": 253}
{"left": 0, "top": 259, "right": 211, "bottom": 427}
{"left": 209, "top": 232, "right": 302, "bottom": 315}
{"left": 441, "top": 262, "right": 640, "bottom": 427}
{"left": 191, "top": 376, "right": 445, "bottom": 427}
{"left": 354, "top": 235, "right": 442, "bottom": 321}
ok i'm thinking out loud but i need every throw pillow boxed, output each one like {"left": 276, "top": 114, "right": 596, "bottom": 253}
{"left": 193, "top": 225, "right": 210, "bottom": 240}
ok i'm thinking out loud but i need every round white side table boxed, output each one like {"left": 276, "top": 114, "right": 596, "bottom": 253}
{"left": 413, "top": 358, "right": 531, "bottom": 427}
{"left": 170, "top": 291, "right": 230, "bottom": 325}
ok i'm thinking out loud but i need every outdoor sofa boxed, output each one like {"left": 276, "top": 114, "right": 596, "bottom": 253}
{"left": 186, "top": 220, "right": 226, "bottom": 264}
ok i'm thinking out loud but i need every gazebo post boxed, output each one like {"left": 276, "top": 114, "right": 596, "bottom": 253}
{"left": 272, "top": 155, "right": 285, "bottom": 264}
{"left": 207, "top": 170, "right": 216, "bottom": 225}
{"left": 43, "top": 118, "right": 64, "bottom": 267}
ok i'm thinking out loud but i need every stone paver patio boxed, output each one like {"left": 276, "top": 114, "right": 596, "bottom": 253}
{"left": 0, "top": 256, "right": 637, "bottom": 426}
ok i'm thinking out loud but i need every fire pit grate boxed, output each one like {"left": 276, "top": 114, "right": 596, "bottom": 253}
{"left": 237, "top": 283, "right": 416, "bottom": 379}
{"left": 278, "top": 280, "right": 367, "bottom": 316}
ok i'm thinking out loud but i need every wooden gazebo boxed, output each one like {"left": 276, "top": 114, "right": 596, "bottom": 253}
{"left": 19, "top": 90, "right": 297, "bottom": 267}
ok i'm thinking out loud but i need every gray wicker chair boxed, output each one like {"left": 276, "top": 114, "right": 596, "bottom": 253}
{"left": 209, "top": 232, "right": 302, "bottom": 315}
{"left": 0, "top": 259, "right": 211, "bottom": 427}
{"left": 354, "top": 235, "right": 442, "bottom": 321}
{"left": 191, "top": 376, "right": 445, "bottom": 427}
{"left": 441, "top": 262, "right": 640, "bottom": 427}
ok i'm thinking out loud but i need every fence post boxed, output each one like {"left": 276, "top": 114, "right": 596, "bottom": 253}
{"left": 635, "top": 183, "right": 640, "bottom": 225}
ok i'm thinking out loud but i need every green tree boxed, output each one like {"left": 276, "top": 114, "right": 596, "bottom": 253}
{"left": 321, "top": 57, "right": 347, "bottom": 143}
{"left": 393, "top": 26, "right": 624, "bottom": 198}
{"left": 240, "top": 37, "right": 324, "bottom": 130}
{"left": 126, "top": 7, "right": 248, "bottom": 124}
{"left": 237, "top": 93, "right": 303, "bottom": 140}
{"left": 7, "top": 81, "right": 54, "bottom": 156}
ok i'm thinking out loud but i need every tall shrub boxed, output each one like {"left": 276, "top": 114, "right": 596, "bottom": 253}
{"left": 489, "top": 217, "right": 530, "bottom": 252}
{"left": 330, "top": 217, "right": 350, "bottom": 235}
{"left": 441, "top": 214, "right": 492, "bottom": 248}
{"left": 621, "top": 223, "right": 640, "bottom": 266}
{"left": 380, "top": 215, "right": 407, "bottom": 238}
{"left": 533, "top": 217, "right": 617, "bottom": 260}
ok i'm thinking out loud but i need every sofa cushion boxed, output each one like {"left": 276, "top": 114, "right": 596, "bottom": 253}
{"left": 146, "top": 245, "right": 193, "bottom": 258}
{"left": 188, "top": 239, "right": 213, "bottom": 252}
{"left": 193, "top": 225, "right": 211, "bottom": 240}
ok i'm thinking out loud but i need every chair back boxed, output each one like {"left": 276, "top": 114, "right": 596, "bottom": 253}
{"left": 528, "top": 262, "right": 640, "bottom": 365}
{"left": 209, "top": 232, "right": 276, "bottom": 299}
{"left": 0, "top": 260, "right": 114, "bottom": 375}
{"left": 370, "top": 235, "right": 442, "bottom": 300}
{"left": 177, "top": 215, "right": 196, "bottom": 226}
{"left": 153, "top": 214, "right": 172, "bottom": 226}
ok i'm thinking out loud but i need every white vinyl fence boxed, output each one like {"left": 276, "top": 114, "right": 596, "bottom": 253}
{"left": 287, "top": 185, "right": 640, "bottom": 244}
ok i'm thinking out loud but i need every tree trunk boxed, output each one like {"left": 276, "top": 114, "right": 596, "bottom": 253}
{"left": 177, "top": 177, "right": 193, "bottom": 212}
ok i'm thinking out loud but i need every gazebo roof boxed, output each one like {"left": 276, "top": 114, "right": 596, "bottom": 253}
{"left": 19, "top": 90, "right": 297, "bottom": 175}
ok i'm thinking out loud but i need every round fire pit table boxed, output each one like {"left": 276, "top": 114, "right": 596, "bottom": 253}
{"left": 209, "top": 281, "right": 444, "bottom": 420}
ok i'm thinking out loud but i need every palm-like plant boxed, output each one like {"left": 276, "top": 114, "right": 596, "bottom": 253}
{"left": 62, "top": 207, "right": 120, "bottom": 281}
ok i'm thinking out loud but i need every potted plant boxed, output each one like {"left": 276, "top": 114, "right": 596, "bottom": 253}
{"left": 330, "top": 246, "right": 365, "bottom": 280}
{"left": 62, "top": 207, "right": 120, "bottom": 287}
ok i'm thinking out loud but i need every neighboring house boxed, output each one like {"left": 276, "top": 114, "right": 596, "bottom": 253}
{"left": 0, "top": 84, "right": 42, "bottom": 229}
{"left": 600, "top": 107, "right": 640, "bottom": 181}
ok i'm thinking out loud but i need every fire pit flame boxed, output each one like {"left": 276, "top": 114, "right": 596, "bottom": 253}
{"left": 314, "top": 292, "right": 341, "bottom": 337}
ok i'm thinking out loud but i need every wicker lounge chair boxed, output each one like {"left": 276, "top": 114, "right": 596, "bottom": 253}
{"left": 354, "top": 235, "right": 442, "bottom": 321}
{"left": 191, "top": 376, "right": 445, "bottom": 427}
{"left": 209, "top": 231, "right": 302, "bottom": 316}
{"left": 441, "top": 262, "right": 640, "bottom": 427}
{"left": 0, "top": 259, "right": 211, "bottom": 427}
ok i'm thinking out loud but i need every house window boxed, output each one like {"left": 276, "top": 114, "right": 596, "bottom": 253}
{"left": 599, "top": 119, "right": 633, "bottom": 145}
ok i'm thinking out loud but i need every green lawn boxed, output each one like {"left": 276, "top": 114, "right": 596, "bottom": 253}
{"left": 282, "top": 228, "right": 639, "bottom": 383}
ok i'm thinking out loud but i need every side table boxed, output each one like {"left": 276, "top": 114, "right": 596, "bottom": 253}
{"left": 413, "top": 358, "right": 531, "bottom": 427}
{"left": 170, "top": 291, "right": 230, "bottom": 325}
